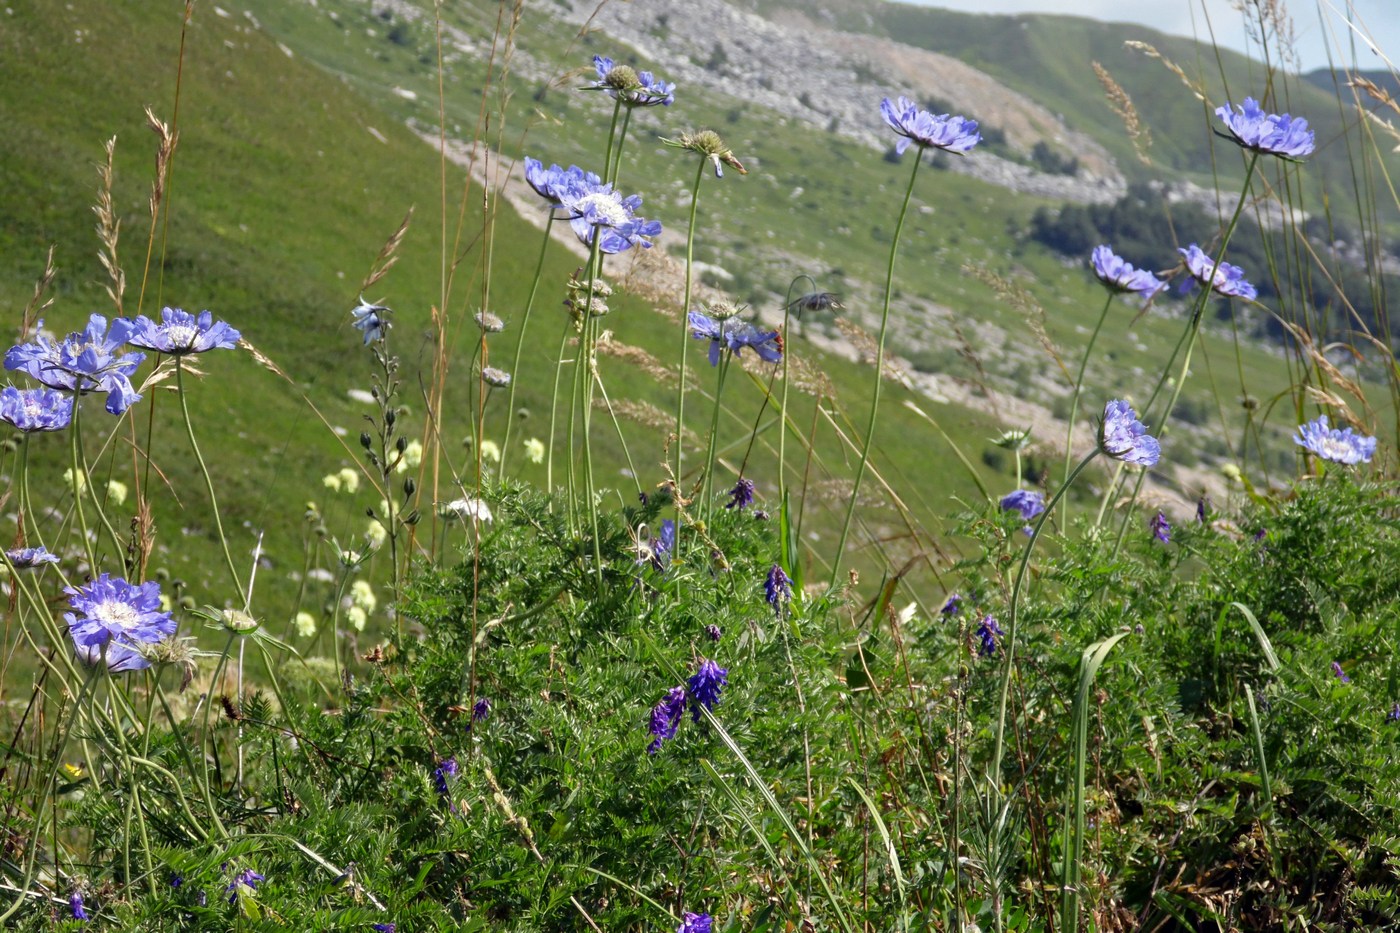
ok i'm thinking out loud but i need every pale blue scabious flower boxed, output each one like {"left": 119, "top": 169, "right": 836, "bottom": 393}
{"left": 1215, "top": 98, "right": 1315, "bottom": 159}
{"left": 4, "top": 314, "right": 144, "bottom": 414}
{"left": 6, "top": 546, "right": 59, "bottom": 568}
{"left": 127, "top": 307, "right": 240, "bottom": 355}
{"left": 1091, "top": 245, "right": 1165, "bottom": 301}
{"left": 677, "top": 912, "right": 713, "bottom": 933}
{"left": 0, "top": 385, "right": 73, "bottom": 432}
{"left": 589, "top": 55, "right": 674, "bottom": 107}
{"left": 522, "top": 157, "right": 600, "bottom": 208}
{"left": 351, "top": 296, "right": 391, "bottom": 344}
{"left": 1098, "top": 400, "right": 1161, "bottom": 467}
{"left": 880, "top": 96, "right": 981, "bottom": 155}
{"left": 688, "top": 311, "right": 782, "bottom": 366}
{"left": 557, "top": 180, "right": 662, "bottom": 254}
{"left": 647, "top": 685, "right": 686, "bottom": 754}
{"left": 1178, "top": 244, "right": 1257, "bottom": 301}
{"left": 687, "top": 659, "right": 728, "bottom": 723}
{"left": 64, "top": 574, "right": 175, "bottom": 670}
{"left": 999, "top": 490, "right": 1045, "bottom": 523}
{"left": 1293, "top": 414, "right": 1376, "bottom": 465}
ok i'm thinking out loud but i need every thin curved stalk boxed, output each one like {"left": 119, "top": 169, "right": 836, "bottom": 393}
{"left": 176, "top": 360, "right": 243, "bottom": 597}
{"left": 498, "top": 214, "right": 555, "bottom": 480}
{"left": 674, "top": 158, "right": 708, "bottom": 500}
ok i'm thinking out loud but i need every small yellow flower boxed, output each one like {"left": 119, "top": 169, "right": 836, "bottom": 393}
{"left": 365, "top": 519, "right": 388, "bottom": 548}
{"left": 61, "top": 762, "right": 85, "bottom": 781}
{"left": 346, "top": 605, "right": 368, "bottom": 632}
{"left": 293, "top": 611, "right": 317, "bottom": 638}
{"left": 524, "top": 437, "right": 545, "bottom": 464}
{"left": 337, "top": 467, "right": 361, "bottom": 494}
{"left": 65, "top": 468, "right": 87, "bottom": 495}
{"left": 107, "top": 479, "right": 128, "bottom": 506}
{"left": 322, "top": 473, "right": 342, "bottom": 492}
{"left": 350, "top": 579, "right": 377, "bottom": 613}
{"left": 480, "top": 440, "right": 501, "bottom": 463}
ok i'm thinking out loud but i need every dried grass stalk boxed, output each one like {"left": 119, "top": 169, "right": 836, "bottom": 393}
{"left": 94, "top": 136, "right": 125, "bottom": 315}
{"left": 1093, "top": 61, "right": 1152, "bottom": 166}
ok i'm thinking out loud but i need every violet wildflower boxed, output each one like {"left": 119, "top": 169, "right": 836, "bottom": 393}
{"left": 70, "top": 890, "right": 88, "bottom": 921}
{"left": 651, "top": 519, "right": 677, "bottom": 573}
{"left": 677, "top": 912, "right": 713, "bottom": 933}
{"left": 788, "top": 292, "right": 845, "bottom": 315}
{"left": 647, "top": 686, "right": 686, "bottom": 754}
{"left": 1178, "top": 244, "right": 1257, "bottom": 301}
{"left": 372, "top": 925, "right": 397, "bottom": 933}
{"left": 764, "top": 563, "right": 792, "bottom": 616}
{"left": 1388, "top": 703, "right": 1400, "bottom": 723}
{"left": 433, "top": 757, "right": 458, "bottom": 799}
{"left": 881, "top": 96, "right": 981, "bottom": 155}
{"left": 127, "top": 307, "right": 240, "bottom": 355}
{"left": 522, "top": 158, "right": 600, "bottom": 207}
{"left": 1196, "top": 496, "right": 1210, "bottom": 523}
{"left": 1332, "top": 661, "right": 1350, "bottom": 684}
{"left": 64, "top": 574, "right": 175, "bottom": 668}
{"left": 705, "top": 623, "right": 722, "bottom": 642}
{"left": 687, "top": 659, "right": 728, "bottom": 722}
{"left": 976, "top": 615, "right": 1004, "bottom": 658}
{"left": 1098, "top": 400, "right": 1161, "bottom": 467}
{"left": 557, "top": 179, "right": 662, "bottom": 254}
{"left": 1150, "top": 511, "right": 1171, "bottom": 543}
{"left": 224, "top": 867, "right": 265, "bottom": 906}
{"left": 587, "top": 55, "right": 674, "bottom": 107}
{"left": 6, "top": 546, "right": 59, "bottom": 568}
{"left": 351, "top": 296, "right": 391, "bottom": 344}
{"left": 688, "top": 311, "right": 782, "bottom": 366}
{"left": 725, "top": 477, "right": 755, "bottom": 511}
{"left": 1215, "top": 98, "right": 1315, "bottom": 159}
{"left": 472, "top": 697, "right": 490, "bottom": 722}
{"left": 1090, "top": 245, "right": 1165, "bottom": 301}
{"left": 1293, "top": 414, "right": 1376, "bottom": 465}
{"left": 0, "top": 385, "right": 72, "bottom": 432}
{"left": 999, "top": 489, "right": 1045, "bottom": 525}
{"left": 940, "top": 593, "right": 962, "bottom": 616}
{"left": 4, "top": 314, "right": 144, "bottom": 415}
{"left": 73, "top": 639, "right": 152, "bottom": 673}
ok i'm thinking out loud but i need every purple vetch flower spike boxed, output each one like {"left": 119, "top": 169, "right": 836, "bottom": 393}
{"left": 70, "top": 890, "right": 89, "bottom": 921}
{"left": 880, "top": 96, "right": 981, "bottom": 155}
{"left": 1215, "top": 97, "right": 1315, "bottom": 159}
{"left": 0, "top": 385, "right": 73, "bottom": 432}
{"left": 725, "top": 477, "right": 755, "bottom": 511}
{"left": 1388, "top": 703, "right": 1400, "bottom": 723}
{"left": 764, "top": 563, "right": 792, "bottom": 616}
{"left": 4, "top": 314, "right": 145, "bottom": 415}
{"left": 677, "top": 912, "right": 713, "bottom": 933}
{"left": 1293, "top": 414, "right": 1376, "bottom": 465}
{"left": 687, "top": 659, "right": 728, "bottom": 723}
{"left": 350, "top": 296, "right": 391, "bottom": 345}
{"left": 1178, "top": 244, "right": 1258, "bottom": 301}
{"left": 976, "top": 615, "right": 1004, "bottom": 658}
{"left": 704, "top": 623, "right": 722, "bottom": 642}
{"left": 1150, "top": 511, "right": 1171, "bottom": 543}
{"left": 1098, "top": 400, "right": 1161, "bottom": 467}
{"left": 372, "top": 925, "right": 397, "bottom": 933}
{"left": 127, "top": 307, "right": 240, "bottom": 355}
{"left": 224, "top": 867, "right": 265, "bottom": 906}
{"left": 472, "top": 697, "right": 490, "bottom": 722}
{"left": 1090, "top": 245, "right": 1165, "bottom": 301}
{"left": 940, "top": 593, "right": 962, "bottom": 616}
{"left": 647, "top": 686, "right": 686, "bottom": 754}
{"left": 433, "top": 757, "right": 458, "bottom": 802}
{"left": 651, "top": 519, "right": 677, "bottom": 573}
{"left": 1196, "top": 496, "right": 1210, "bottom": 524}
{"left": 1332, "top": 661, "right": 1350, "bottom": 684}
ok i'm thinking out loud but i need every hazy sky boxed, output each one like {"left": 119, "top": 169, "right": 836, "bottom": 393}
{"left": 898, "top": 0, "right": 1400, "bottom": 73}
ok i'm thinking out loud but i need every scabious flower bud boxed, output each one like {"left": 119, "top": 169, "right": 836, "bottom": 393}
{"left": 662, "top": 129, "right": 747, "bottom": 177}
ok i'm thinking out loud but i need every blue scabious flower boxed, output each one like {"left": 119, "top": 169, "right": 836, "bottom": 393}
{"left": 1293, "top": 414, "right": 1376, "bottom": 465}
{"left": 725, "top": 477, "right": 755, "bottom": 511}
{"left": 764, "top": 563, "right": 792, "bottom": 616}
{"left": 64, "top": 574, "right": 175, "bottom": 670}
{"left": 976, "top": 615, "right": 1004, "bottom": 658}
{"left": 557, "top": 180, "right": 662, "bottom": 254}
{"left": 647, "top": 685, "right": 686, "bottom": 754}
{"left": 351, "top": 296, "right": 390, "bottom": 344}
{"left": 4, "top": 314, "right": 144, "bottom": 415}
{"left": 999, "top": 490, "right": 1045, "bottom": 524}
{"left": 224, "top": 867, "right": 265, "bottom": 906}
{"left": 1150, "top": 511, "right": 1171, "bottom": 543}
{"left": 881, "top": 96, "right": 981, "bottom": 155}
{"left": 522, "top": 158, "right": 600, "bottom": 208}
{"left": 589, "top": 55, "right": 674, "bottom": 107}
{"left": 688, "top": 311, "right": 782, "bottom": 366}
{"left": 1178, "top": 244, "right": 1257, "bottom": 301}
{"left": 687, "top": 659, "right": 728, "bottom": 723}
{"left": 1091, "top": 245, "right": 1165, "bottom": 301}
{"left": 1216, "top": 97, "right": 1315, "bottom": 159}
{"left": 70, "top": 890, "right": 88, "bottom": 921}
{"left": 1098, "top": 400, "right": 1161, "bottom": 467}
{"left": 677, "top": 912, "right": 713, "bottom": 933}
{"left": 940, "top": 593, "right": 962, "bottom": 616}
{"left": 0, "top": 385, "right": 73, "bottom": 432}
{"left": 6, "top": 546, "right": 59, "bottom": 568}
{"left": 127, "top": 307, "right": 240, "bottom": 355}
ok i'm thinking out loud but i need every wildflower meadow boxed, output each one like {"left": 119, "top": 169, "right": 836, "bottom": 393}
{"left": 1, "top": 0, "right": 1398, "bottom": 930}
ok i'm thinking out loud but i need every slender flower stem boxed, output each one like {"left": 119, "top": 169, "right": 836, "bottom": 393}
{"left": 68, "top": 400, "right": 99, "bottom": 573}
{"left": 1063, "top": 292, "right": 1115, "bottom": 488}
{"left": 990, "top": 449, "right": 1100, "bottom": 787}
{"left": 674, "top": 159, "right": 708, "bottom": 499}
{"left": 829, "top": 153, "right": 923, "bottom": 589}
{"left": 700, "top": 351, "right": 732, "bottom": 518}
{"left": 578, "top": 236, "right": 606, "bottom": 593}
{"left": 777, "top": 276, "right": 814, "bottom": 509}
{"left": 498, "top": 214, "right": 555, "bottom": 480}
{"left": 547, "top": 321, "right": 572, "bottom": 521}
{"left": 176, "top": 360, "right": 244, "bottom": 597}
